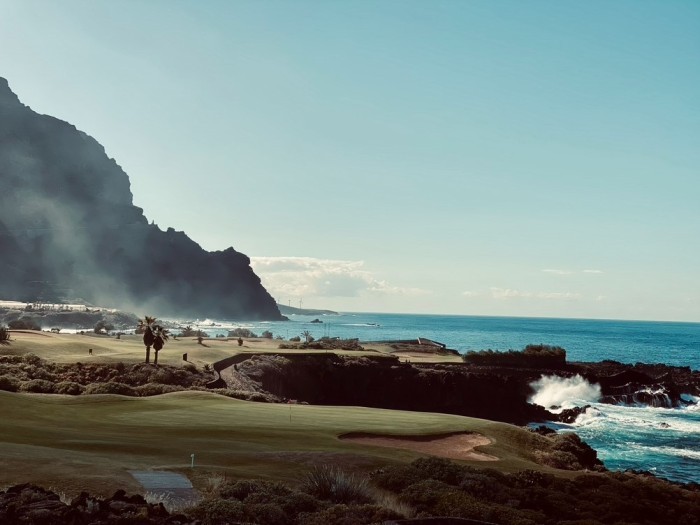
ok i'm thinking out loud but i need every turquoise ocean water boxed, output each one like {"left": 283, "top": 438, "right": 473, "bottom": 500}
{"left": 184, "top": 312, "right": 700, "bottom": 484}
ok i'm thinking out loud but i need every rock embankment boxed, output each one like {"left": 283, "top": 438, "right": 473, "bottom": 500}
{"left": 0, "top": 484, "right": 195, "bottom": 524}
{"left": 228, "top": 354, "right": 551, "bottom": 424}
{"left": 219, "top": 354, "right": 700, "bottom": 424}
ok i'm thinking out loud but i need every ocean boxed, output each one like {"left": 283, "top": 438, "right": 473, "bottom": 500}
{"left": 184, "top": 312, "right": 700, "bottom": 484}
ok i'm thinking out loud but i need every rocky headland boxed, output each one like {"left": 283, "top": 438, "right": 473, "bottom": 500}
{"left": 0, "top": 77, "right": 282, "bottom": 321}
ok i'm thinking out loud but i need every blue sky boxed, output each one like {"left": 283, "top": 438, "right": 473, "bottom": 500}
{"left": 1, "top": 0, "right": 698, "bottom": 321}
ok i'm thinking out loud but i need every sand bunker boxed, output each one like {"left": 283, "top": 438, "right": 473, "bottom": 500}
{"left": 340, "top": 431, "right": 498, "bottom": 462}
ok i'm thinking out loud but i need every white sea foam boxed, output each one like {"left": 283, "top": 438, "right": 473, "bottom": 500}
{"left": 529, "top": 374, "right": 601, "bottom": 410}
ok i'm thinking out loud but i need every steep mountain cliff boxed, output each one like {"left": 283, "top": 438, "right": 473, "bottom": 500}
{"left": 0, "top": 77, "right": 283, "bottom": 320}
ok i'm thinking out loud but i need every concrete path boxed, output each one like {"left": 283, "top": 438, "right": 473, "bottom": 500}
{"left": 129, "top": 470, "right": 199, "bottom": 507}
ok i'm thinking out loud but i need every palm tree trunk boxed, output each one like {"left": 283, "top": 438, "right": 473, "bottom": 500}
{"left": 154, "top": 350, "right": 159, "bottom": 366}
{"left": 145, "top": 345, "right": 151, "bottom": 363}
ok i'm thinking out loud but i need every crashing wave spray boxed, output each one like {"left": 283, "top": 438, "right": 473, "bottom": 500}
{"left": 529, "top": 374, "right": 601, "bottom": 410}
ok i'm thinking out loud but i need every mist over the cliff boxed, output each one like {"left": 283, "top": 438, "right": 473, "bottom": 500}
{"left": 0, "top": 77, "right": 282, "bottom": 320}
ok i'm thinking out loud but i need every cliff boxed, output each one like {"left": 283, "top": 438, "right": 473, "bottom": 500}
{"left": 0, "top": 78, "right": 283, "bottom": 320}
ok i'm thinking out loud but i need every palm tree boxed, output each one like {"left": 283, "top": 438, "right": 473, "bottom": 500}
{"left": 301, "top": 330, "right": 312, "bottom": 343}
{"left": 152, "top": 326, "right": 170, "bottom": 365}
{"left": 138, "top": 316, "right": 157, "bottom": 363}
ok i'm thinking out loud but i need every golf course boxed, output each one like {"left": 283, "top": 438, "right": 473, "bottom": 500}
{"left": 1, "top": 330, "right": 559, "bottom": 497}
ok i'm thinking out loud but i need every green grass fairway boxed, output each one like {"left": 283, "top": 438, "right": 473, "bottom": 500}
{"left": 1, "top": 331, "right": 404, "bottom": 368}
{"left": 0, "top": 390, "right": 554, "bottom": 496}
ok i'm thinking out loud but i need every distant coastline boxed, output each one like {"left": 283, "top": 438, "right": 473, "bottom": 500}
{"left": 276, "top": 303, "right": 339, "bottom": 316}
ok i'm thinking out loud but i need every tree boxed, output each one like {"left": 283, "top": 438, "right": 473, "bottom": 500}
{"left": 152, "top": 326, "right": 170, "bottom": 365}
{"left": 301, "top": 330, "right": 313, "bottom": 343}
{"left": 138, "top": 316, "right": 157, "bottom": 363}
{"left": 94, "top": 320, "right": 114, "bottom": 334}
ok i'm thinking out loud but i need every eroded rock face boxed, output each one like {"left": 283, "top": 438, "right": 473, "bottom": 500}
{"left": 0, "top": 77, "right": 282, "bottom": 321}
{"left": 233, "top": 354, "right": 552, "bottom": 425}
{"left": 226, "top": 354, "right": 700, "bottom": 424}
{"left": 0, "top": 484, "right": 195, "bottom": 525}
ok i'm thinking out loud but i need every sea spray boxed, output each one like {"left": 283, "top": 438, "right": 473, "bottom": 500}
{"left": 529, "top": 374, "right": 601, "bottom": 410}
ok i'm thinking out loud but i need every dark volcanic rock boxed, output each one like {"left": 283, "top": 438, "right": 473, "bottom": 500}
{"left": 0, "top": 77, "right": 282, "bottom": 321}
{"left": 0, "top": 484, "right": 195, "bottom": 524}
{"left": 234, "top": 354, "right": 552, "bottom": 424}
{"left": 224, "top": 354, "right": 700, "bottom": 424}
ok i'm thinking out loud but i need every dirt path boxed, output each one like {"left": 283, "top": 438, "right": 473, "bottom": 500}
{"left": 339, "top": 432, "right": 498, "bottom": 462}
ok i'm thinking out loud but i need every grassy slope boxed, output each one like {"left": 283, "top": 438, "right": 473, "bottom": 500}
{"left": 0, "top": 390, "right": 556, "bottom": 496}
{"left": 0, "top": 331, "right": 561, "bottom": 496}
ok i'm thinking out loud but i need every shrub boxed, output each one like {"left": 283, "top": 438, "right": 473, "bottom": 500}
{"left": 178, "top": 326, "right": 197, "bottom": 337}
{"left": 412, "top": 456, "right": 468, "bottom": 486}
{"left": 188, "top": 498, "right": 245, "bottom": 524}
{"left": 261, "top": 330, "right": 273, "bottom": 339}
{"left": 19, "top": 379, "right": 56, "bottom": 393}
{"left": 0, "top": 325, "right": 9, "bottom": 342}
{"left": 244, "top": 502, "right": 288, "bottom": 525}
{"left": 135, "top": 383, "right": 183, "bottom": 396}
{"left": 22, "top": 353, "right": 42, "bottom": 366}
{"left": 8, "top": 319, "right": 41, "bottom": 330}
{"left": 463, "top": 345, "right": 566, "bottom": 368}
{"left": 228, "top": 328, "right": 257, "bottom": 338}
{"left": 93, "top": 320, "right": 114, "bottom": 334}
{"left": 83, "top": 382, "right": 136, "bottom": 396}
{"left": 302, "top": 466, "right": 372, "bottom": 504}
{"left": 399, "top": 479, "right": 455, "bottom": 514}
{"left": 219, "top": 479, "right": 292, "bottom": 501}
{"left": 289, "top": 336, "right": 301, "bottom": 342}
{"left": 0, "top": 374, "right": 20, "bottom": 392}
{"left": 54, "top": 381, "right": 85, "bottom": 395}
{"left": 370, "top": 465, "right": 423, "bottom": 492}
{"left": 298, "top": 504, "right": 401, "bottom": 525}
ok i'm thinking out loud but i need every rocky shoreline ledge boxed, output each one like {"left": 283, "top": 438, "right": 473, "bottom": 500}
{"left": 215, "top": 352, "right": 700, "bottom": 425}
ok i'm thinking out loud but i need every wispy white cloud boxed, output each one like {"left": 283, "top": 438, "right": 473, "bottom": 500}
{"left": 462, "top": 291, "right": 479, "bottom": 297}
{"left": 490, "top": 287, "right": 582, "bottom": 301}
{"left": 542, "top": 268, "right": 604, "bottom": 275}
{"left": 250, "top": 257, "right": 429, "bottom": 299}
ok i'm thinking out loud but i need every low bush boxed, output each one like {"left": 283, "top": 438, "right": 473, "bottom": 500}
{"left": 8, "top": 319, "right": 41, "bottom": 331}
{"left": 463, "top": 345, "right": 566, "bottom": 368}
{"left": 0, "top": 325, "right": 9, "bottom": 342}
{"left": 219, "top": 479, "right": 291, "bottom": 501}
{"left": 188, "top": 498, "right": 245, "bottom": 525}
{"left": 54, "top": 381, "right": 85, "bottom": 395}
{"left": 228, "top": 328, "right": 258, "bottom": 338}
{"left": 19, "top": 379, "right": 56, "bottom": 393}
{"left": 244, "top": 502, "right": 288, "bottom": 525}
{"left": 83, "top": 382, "right": 136, "bottom": 396}
{"left": 22, "top": 353, "right": 42, "bottom": 366}
{"left": 370, "top": 465, "right": 423, "bottom": 492}
{"left": 298, "top": 504, "right": 401, "bottom": 525}
{"left": 302, "top": 466, "right": 372, "bottom": 504}
{"left": 134, "top": 383, "right": 183, "bottom": 396}
{"left": 0, "top": 374, "right": 20, "bottom": 392}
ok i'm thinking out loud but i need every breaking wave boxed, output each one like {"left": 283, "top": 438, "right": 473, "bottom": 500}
{"left": 529, "top": 374, "right": 601, "bottom": 410}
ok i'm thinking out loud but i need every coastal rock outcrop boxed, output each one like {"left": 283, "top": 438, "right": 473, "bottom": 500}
{"left": 231, "top": 354, "right": 551, "bottom": 424}
{"left": 217, "top": 353, "right": 700, "bottom": 425}
{"left": 0, "top": 484, "right": 195, "bottom": 524}
{"left": 0, "top": 77, "right": 283, "bottom": 320}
